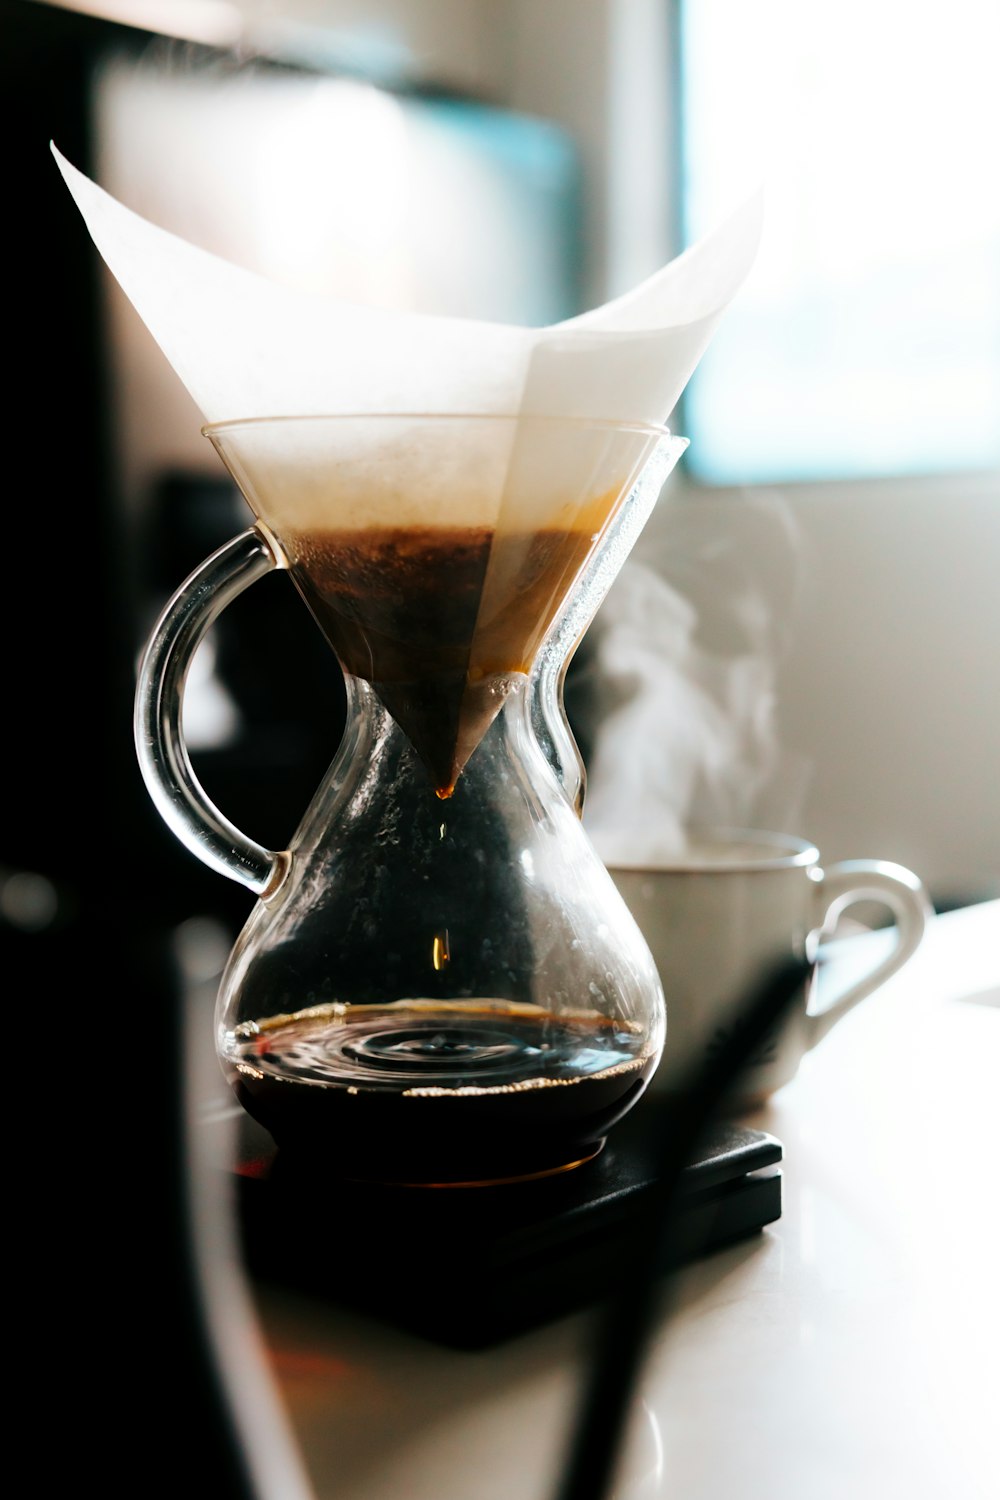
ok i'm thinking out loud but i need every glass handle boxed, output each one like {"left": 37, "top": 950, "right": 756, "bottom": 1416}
{"left": 134, "top": 525, "right": 289, "bottom": 897}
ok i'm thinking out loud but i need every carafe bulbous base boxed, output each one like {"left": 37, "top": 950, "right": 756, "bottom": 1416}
{"left": 216, "top": 679, "right": 665, "bottom": 1185}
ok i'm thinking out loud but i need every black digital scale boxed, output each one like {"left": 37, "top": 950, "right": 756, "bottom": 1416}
{"left": 231, "top": 1102, "right": 783, "bottom": 1348}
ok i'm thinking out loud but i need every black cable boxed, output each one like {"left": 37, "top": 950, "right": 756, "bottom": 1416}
{"left": 554, "top": 953, "right": 813, "bottom": 1500}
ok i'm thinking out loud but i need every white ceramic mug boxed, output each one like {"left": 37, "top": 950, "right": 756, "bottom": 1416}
{"left": 609, "top": 828, "right": 933, "bottom": 1109}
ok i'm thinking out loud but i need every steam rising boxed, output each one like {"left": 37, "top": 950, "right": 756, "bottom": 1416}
{"left": 579, "top": 488, "right": 812, "bottom": 864}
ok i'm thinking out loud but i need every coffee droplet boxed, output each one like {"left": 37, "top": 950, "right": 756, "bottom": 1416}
{"left": 432, "top": 931, "right": 450, "bottom": 970}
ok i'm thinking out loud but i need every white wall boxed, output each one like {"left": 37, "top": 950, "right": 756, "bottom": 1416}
{"left": 769, "top": 473, "right": 1000, "bottom": 904}
{"left": 621, "top": 468, "right": 1000, "bottom": 908}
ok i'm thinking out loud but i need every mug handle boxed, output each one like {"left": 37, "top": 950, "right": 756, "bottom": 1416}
{"left": 805, "top": 859, "right": 934, "bottom": 1048}
{"left": 134, "top": 525, "right": 289, "bottom": 898}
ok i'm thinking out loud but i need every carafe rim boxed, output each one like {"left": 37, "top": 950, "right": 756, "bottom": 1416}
{"left": 201, "top": 411, "right": 682, "bottom": 443}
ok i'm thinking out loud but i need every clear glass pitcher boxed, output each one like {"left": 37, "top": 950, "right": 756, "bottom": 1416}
{"left": 136, "top": 413, "right": 688, "bottom": 1185}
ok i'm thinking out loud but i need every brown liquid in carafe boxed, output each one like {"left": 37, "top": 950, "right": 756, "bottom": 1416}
{"left": 229, "top": 1000, "right": 657, "bottom": 1184}
{"left": 284, "top": 523, "right": 600, "bottom": 795}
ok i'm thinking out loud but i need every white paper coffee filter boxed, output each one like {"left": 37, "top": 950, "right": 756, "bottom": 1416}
{"left": 51, "top": 142, "right": 762, "bottom": 436}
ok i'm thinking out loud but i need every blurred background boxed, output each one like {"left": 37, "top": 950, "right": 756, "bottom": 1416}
{"left": 2, "top": 0, "right": 996, "bottom": 1493}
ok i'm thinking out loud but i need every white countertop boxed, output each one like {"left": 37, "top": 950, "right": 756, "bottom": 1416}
{"left": 201, "top": 899, "right": 1000, "bottom": 1500}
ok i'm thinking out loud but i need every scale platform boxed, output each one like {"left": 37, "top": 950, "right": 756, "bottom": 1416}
{"left": 228, "top": 1103, "right": 783, "bottom": 1348}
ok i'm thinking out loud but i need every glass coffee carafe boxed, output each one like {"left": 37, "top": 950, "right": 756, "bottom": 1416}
{"left": 136, "top": 413, "right": 687, "bottom": 1185}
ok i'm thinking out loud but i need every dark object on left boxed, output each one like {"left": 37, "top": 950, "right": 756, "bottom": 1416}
{"left": 3, "top": 6, "right": 285, "bottom": 1496}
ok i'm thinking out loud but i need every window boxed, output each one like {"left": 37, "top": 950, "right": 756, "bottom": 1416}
{"left": 675, "top": 0, "right": 1000, "bottom": 485}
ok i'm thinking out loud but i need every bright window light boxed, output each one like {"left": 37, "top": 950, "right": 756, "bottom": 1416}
{"left": 677, "top": 0, "right": 1000, "bottom": 484}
